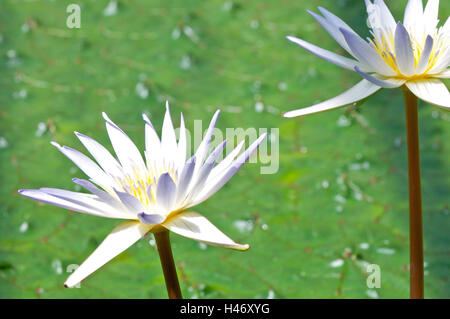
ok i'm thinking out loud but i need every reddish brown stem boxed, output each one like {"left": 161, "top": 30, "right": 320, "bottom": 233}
{"left": 403, "top": 89, "right": 424, "bottom": 299}
{"left": 154, "top": 230, "right": 182, "bottom": 299}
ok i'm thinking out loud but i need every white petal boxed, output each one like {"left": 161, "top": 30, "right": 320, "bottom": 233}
{"left": 404, "top": 0, "right": 424, "bottom": 28}
{"left": 286, "top": 36, "right": 363, "bottom": 71}
{"left": 175, "top": 156, "right": 196, "bottom": 206}
{"left": 340, "top": 28, "right": 396, "bottom": 76}
{"left": 74, "top": 132, "right": 123, "bottom": 179}
{"left": 428, "top": 47, "right": 450, "bottom": 74}
{"left": 284, "top": 79, "right": 381, "bottom": 117}
{"left": 18, "top": 189, "right": 131, "bottom": 219}
{"left": 423, "top": 0, "right": 439, "bottom": 33}
{"left": 191, "top": 134, "right": 266, "bottom": 206}
{"left": 185, "top": 140, "right": 227, "bottom": 204}
{"left": 415, "top": 35, "right": 434, "bottom": 74}
{"left": 51, "top": 142, "right": 113, "bottom": 190}
{"left": 193, "top": 110, "right": 220, "bottom": 175}
{"left": 72, "top": 178, "right": 124, "bottom": 208}
{"left": 434, "top": 69, "right": 450, "bottom": 78}
{"left": 307, "top": 9, "right": 356, "bottom": 57}
{"left": 142, "top": 113, "right": 162, "bottom": 167}
{"left": 114, "top": 190, "right": 146, "bottom": 215}
{"left": 209, "top": 140, "right": 245, "bottom": 182}
{"left": 102, "top": 113, "right": 146, "bottom": 175}
{"left": 156, "top": 173, "right": 177, "bottom": 214}
{"left": 406, "top": 79, "right": 450, "bottom": 109}
{"left": 162, "top": 211, "right": 249, "bottom": 251}
{"left": 177, "top": 113, "right": 187, "bottom": 172}
{"left": 64, "top": 221, "right": 151, "bottom": 288}
{"left": 354, "top": 67, "right": 406, "bottom": 88}
{"left": 367, "top": 0, "right": 396, "bottom": 31}
{"left": 161, "top": 101, "right": 178, "bottom": 165}
{"left": 395, "top": 22, "right": 416, "bottom": 77}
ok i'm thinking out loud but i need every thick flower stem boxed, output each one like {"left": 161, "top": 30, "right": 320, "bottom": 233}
{"left": 403, "top": 89, "right": 424, "bottom": 299}
{"left": 154, "top": 230, "right": 182, "bottom": 299}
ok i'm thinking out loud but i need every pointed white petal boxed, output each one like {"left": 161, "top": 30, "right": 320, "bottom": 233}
{"left": 284, "top": 79, "right": 381, "bottom": 117}
{"left": 404, "top": 0, "right": 424, "bottom": 28}
{"left": 161, "top": 102, "right": 178, "bottom": 164}
{"left": 307, "top": 9, "right": 355, "bottom": 57}
{"left": 406, "top": 79, "right": 450, "bottom": 109}
{"left": 193, "top": 110, "right": 220, "bottom": 175}
{"left": 355, "top": 67, "right": 406, "bottom": 88}
{"left": 286, "top": 36, "right": 362, "bottom": 71}
{"left": 340, "top": 29, "right": 396, "bottom": 76}
{"left": 175, "top": 156, "right": 196, "bottom": 205}
{"left": 423, "top": 0, "right": 439, "bottom": 33}
{"left": 114, "top": 190, "right": 145, "bottom": 215}
{"left": 102, "top": 113, "right": 146, "bottom": 174}
{"left": 177, "top": 113, "right": 187, "bottom": 172}
{"left": 367, "top": 0, "right": 396, "bottom": 31}
{"left": 74, "top": 132, "right": 123, "bottom": 179}
{"left": 51, "top": 142, "right": 113, "bottom": 189}
{"left": 64, "top": 221, "right": 151, "bottom": 288}
{"left": 416, "top": 35, "right": 434, "bottom": 74}
{"left": 142, "top": 113, "right": 162, "bottom": 166}
{"left": 395, "top": 22, "right": 416, "bottom": 77}
{"left": 18, "top": 189, "right": 131, "bottom": 219}
{"left": 209, "top": 140, "right": 245, "bottom": 182}
{"left": 191, "top": 134, "right": 266, "bottom": 206}
{"left": 72, "top": 178, "right": 124, "bottom": 209}
{"left": 163, "top": 211, "right": 249, "bottom": 251}
{"left": 185, "top": 140, "right": 227, "bottom": 203}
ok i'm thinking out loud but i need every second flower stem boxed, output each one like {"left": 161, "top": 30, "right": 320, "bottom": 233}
{"left": 154, "top": 229, "right": 182, "bottom": 299}
{"left": 403, "top": 89, "right": 424, "bottom": 299}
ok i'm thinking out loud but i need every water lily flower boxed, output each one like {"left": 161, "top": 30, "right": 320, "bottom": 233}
{"left": 19, "top": 103, "right": 266, "bottom": 289}
{"left": 284, "top": 0, "right": 449, "bottom": 118}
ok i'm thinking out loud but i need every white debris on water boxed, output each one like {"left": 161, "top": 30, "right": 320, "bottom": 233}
{"left": 51, "top": 259, "right": 63, "bottom": 275}
{"left": 376, "top": 247, "right": 395, "bottom": 255}
{"left": 359, "top": 242, "right": 370, "bottom": 250}
{"left": 103, "top": 1, "right": 118, "bottom": 16}
{"left": 180, "top": 54, "right": 191, "bottom": 70}
{"left": 0, "top": 137, "right": 8, "bottom": 149}
{"left": 35, "top": 122, "right": 47, "bottom": 137}
{"left": 19, "top": 221, "right": 28, "bottom": 233}
{"left": 198, "top": 242, "right": 207, "bottom": 250}
{"left": 337, "top": 115, "right": 351, "bottom": 127}
{"left": 234, "top": 219, "right": 254, "bottom": 234}
{"left": 261, "top": 223, "right": 268, "bottom": 231}
{"left": 330, "top": 259, "right": 344, "bottom": 268}
{"left": 12, "top": 89, "right": 27, "bottom": 99}
{"left": 135, "top": 82, "right": 149, "bottom": 99}
{"left": 366, "top": 289, "right": 379, "bottom": 299}
{"left": 254, "top": 101, "right": 264, "bottom": 113}
{"left": 267, "top": 289, "right": 275, "bottom": 299}
{"left": 278, "top": 82, "right": 287, "bottom": 91}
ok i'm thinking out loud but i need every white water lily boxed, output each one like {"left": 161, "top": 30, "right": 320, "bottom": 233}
{"left": 284, "top": 0, "right": 449, "bottom": 117}
{"left": 19, "top": 103, "right": 266, "bottom": 288}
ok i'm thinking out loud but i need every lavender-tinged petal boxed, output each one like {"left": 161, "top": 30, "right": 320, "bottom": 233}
{"left": 115, "top": 190, "right": 146, "bottom": 215}
{"left": 51, "top": 142, "right": 113, "bottom": 189}
{"left": 340, "top": 28, "right": 396, "bottom": 76}
{"left": 286, "top": 36, "right": 363, "bottom": 71}
{"left": 175, "top": 156, "right": 196, "bottom": 205}
{"left": 190, "top": 134, "right": 266, "bottom": 206}
{"left": 394, "top": 22, "right": 416, "bottom": 77}
{"left": 354, "top": 66, "right": 405, "bottom": 88}
{"left": 74, "top": 131, "right": 123, "bottom": 179}
{"left": 137, "top": 212, "right": 165, "bottom": 225}
{"left": 416, "top": 36, "right": 434, "bottom": 75}
{"left": 156, "top": 173, "right": 177, "bottom": 213}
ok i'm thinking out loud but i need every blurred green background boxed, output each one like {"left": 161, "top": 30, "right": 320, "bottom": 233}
{"left": 0, "top": 0, "right": 449, "bottom": 298}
